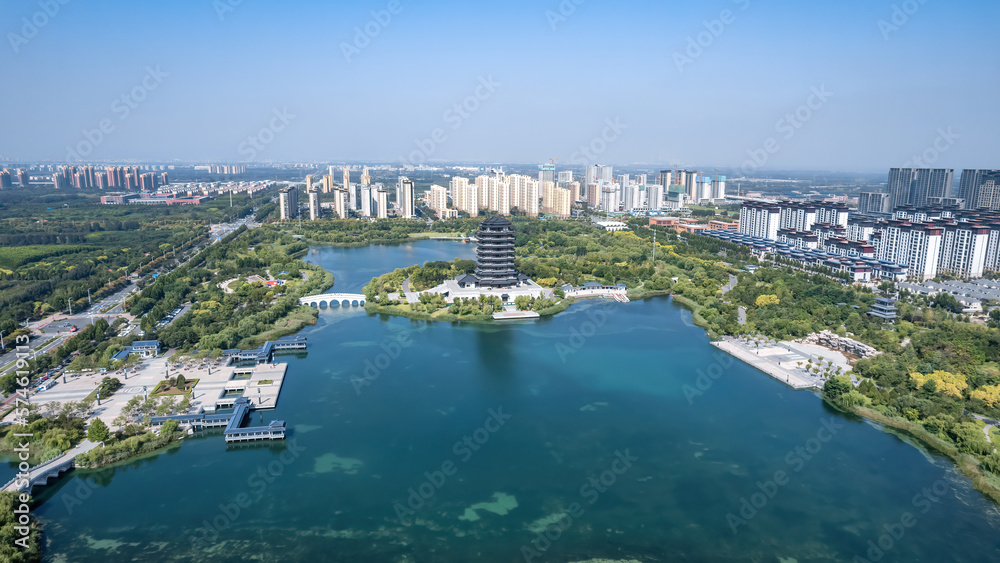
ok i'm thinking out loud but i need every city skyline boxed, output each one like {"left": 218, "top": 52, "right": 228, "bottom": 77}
{"left": 1, "top": 0, "right": 998, "bottom": 172}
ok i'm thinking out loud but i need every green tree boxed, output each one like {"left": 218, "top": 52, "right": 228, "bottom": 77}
{"left": 87, "top": 418, "right": 110, "bottom": 443}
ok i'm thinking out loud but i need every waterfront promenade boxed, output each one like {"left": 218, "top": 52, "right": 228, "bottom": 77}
{"left": 712, "top": 337, "right": 836, "bottom": 390}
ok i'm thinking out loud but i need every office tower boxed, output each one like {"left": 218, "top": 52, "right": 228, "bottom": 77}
{"left": 557, "top": 170, "right": 573, "bottom": 183}
{"left": 858, "top": 192, "right": 892, "bottom": 215}
{"left": 360, "top": 167, "right": 371, "bottom": 186}
{"left": 361, "top": 185, "right": 373, "bottom": 218}
{"left": 960, "top": 170, "right": 1000, "bottom": 210}
{"left": 887, "top": 168, "right": 954, "bottom": 209}
{"left": 279, "top": 186, "right": 299, "bottom": 220}
{"left": 397, "top": 177, "right": 415, "bottom": 218}
{"left": 538, "top": 163, "right": 556, "bottom": 188}
{"left": 428, "top": 184, "right": 448, "bottom": 212}
{"left": 308, "top": 191, "right": 321, "bottom": 220}
{"left": 0, "top": 170, "right": 11, "bottom": 189}
{"left": 475, "top": 217, "right": 519, "bottom": 288}
{"left": 334, "top": 189, "right": 348, "bottom": 219}
{"left": 376, "top": 186, "right": 389, "bottom": 219}
{"left": 305, "top": 174, "right": 314, "bottom": 193}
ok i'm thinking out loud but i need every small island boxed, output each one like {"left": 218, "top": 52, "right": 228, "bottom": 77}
{"left": 363, "top": 217, "right": 580, "bottom": 322}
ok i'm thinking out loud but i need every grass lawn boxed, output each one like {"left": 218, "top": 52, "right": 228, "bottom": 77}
{"left": 151, "top": 378, "right": 199, "bottom": 397}
{"left": 237, "top": 306, "right": 318, "bottom": 348}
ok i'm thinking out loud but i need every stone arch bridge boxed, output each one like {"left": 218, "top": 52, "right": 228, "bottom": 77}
{"left": 299, "top": 293, "right": 367, "bottom": 308}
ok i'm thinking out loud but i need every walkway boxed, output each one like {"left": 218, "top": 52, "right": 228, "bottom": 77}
{"left": 1, "top": 440, "right": 100, "bottom": 493}
{"left": 971, "top": 414, "right": 999, "bottom": 453}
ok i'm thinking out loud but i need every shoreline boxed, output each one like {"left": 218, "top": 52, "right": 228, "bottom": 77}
{"left": 710, "top": 340, "right": 820, "bottom": 390}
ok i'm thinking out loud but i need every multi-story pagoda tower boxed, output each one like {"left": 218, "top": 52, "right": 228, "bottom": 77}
{"left": 475, "top": 217, "right": 518, "bottom": 288}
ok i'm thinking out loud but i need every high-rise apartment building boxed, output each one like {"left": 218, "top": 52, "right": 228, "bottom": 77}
{"left": 0, "top": 170, "right": 12, "bottom": 189}
{"left": 17, "top": 169, "right": 29, "bottom": 187}
{"left": 360, "top": 167, "right": 371, "bottom": 186}
{"left": 887, "top": 168, "right": 954, "bottom": 210}
{"left": 858, "top": 192, "right": 892, "bottom": 216}
{"left": 360, "top": 185, "right": 373, "bottom": 218}
{"left": 960, "top": 170, "right": 1000, "bottom": 210}
{"left": 279, "top": 186, "right": 299, "bottom": 220}
{"left": 308, "top": 191, "right": 321, "bottom": 221}
{"left": 376, "top": 186, "right": 389, "bottom": 219}
{"left": 334, "top": 189, "right": 348, "bottom": 219}
{"left": 739, "top": 201, "right": 782, "bottom": 240}
{"left": 397, "top": 177, "right": 415, "bottom": 218}
{"left": 428, "top": 184, "right": 448, "bottom": 212}
{"left": 658, "top": 170, "right": 672, "bottom": 190}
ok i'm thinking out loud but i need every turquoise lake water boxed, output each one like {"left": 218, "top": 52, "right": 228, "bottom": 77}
{"left": 22, "top": 241, "right": 1000, "bottom": 561}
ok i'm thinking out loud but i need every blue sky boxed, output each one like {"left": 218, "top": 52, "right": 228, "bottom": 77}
{"left": 1, "top": 0, "right": 997, "bottom": 172}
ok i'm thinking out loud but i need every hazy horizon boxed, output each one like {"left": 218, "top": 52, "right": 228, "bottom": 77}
{"left": 2, "top": 0, "right": 997, "bottom": 172}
